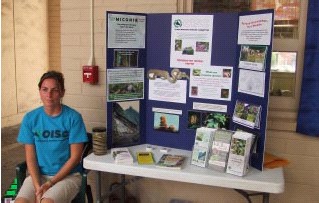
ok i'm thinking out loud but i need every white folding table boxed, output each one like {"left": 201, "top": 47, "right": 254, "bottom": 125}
{"left": 84, "top": 144, "right": 284, "bottom": 203}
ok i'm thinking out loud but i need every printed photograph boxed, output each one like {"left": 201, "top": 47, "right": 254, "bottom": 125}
{"left": 233, "top": 101, "right": 261, "bottom": 123}
{"left": 175, "top": 39, "right": 182, "bottom": 51}
{"left": 154, "top": 112, "right": 180, "bottom": 133}
{"left": 239, "top": 45, "right": 267, "bottom": 64}
{"left": 196, "top": 41, "right": 209, "bottom": 52}
{"left": 112, "top": 101, "right": 140, "bottom": 147}
{"left": 221, "top": 88, "right": 230, "bottom": 99}
{"left": 191, "top": 86, "right": 198, "bottom": 96}
{"left": 192, "top": 68, "right": 201, "bottom": 76}
{"left": 192, "top": 148, "right": 207, "bottom": 162}
{"left": 182, "top": 46, "right": 194, "bottom": 55}
{"left": 108, "top": 82, "right": 144, "bottom": 101}
{"left": 114, "top": 49, "right": 139, "bottom": 67}
{"left": 201, "top": 112, "right": 230, "bottom": 129}
{"left": 188, "top": 111, "right": 201, "bottom": 129}
{"left": 235, "top": 126, "right": 259, "bottom": 155}
{"left": 230, "top": 138, "right": 247, "bottom": 156}
{"left": 191, "top": 145, "right": 209, "bottom": 167}
{"left": 223, "top": 68, "right": 232, "bottom": 78}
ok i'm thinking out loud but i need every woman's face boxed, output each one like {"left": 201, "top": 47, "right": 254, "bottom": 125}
{"left": 39, "top": 78, "right": 64, "bottom": 109}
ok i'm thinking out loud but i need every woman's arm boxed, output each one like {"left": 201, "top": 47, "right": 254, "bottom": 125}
{"left": 25, "top": 144, "right": 41, "bottom": 188}
{"left": 25, "top": 144, "right": 42, "bottom": 201}
{"left": 48, "top": 143, "right": 84, "bottom": 185}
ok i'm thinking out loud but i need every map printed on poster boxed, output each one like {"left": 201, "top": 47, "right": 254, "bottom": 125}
{"left": 189, "top": 66, "right": 233, "bottom": 101}
{"left": 237, "top": 13, "right": 273, "bottom": 45}
{"left": 108, "top": 13, "right": 146, "bottom": 48}
{"left": 238, "top": 69, "right": 265, "bottom": 97}
{"left": 170, "top": 15, "right": 213, "bottom": 69}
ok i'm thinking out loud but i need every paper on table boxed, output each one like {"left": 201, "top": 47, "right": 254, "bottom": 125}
{"left": 263, "top": 153, "right": 290, "bottom": 169}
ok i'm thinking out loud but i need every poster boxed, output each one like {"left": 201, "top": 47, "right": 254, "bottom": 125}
{"left": 148, "top": 78, "right": 187, "bottom": 104}
{"left": 108, "top": 13, "right": 146, "bottom": 48}
{"left": 237, "top": 13, "right": 273, "bottom": 45}
{"left": 170, "top": 15, "right": 213, "bottom": 69}
{"left": 189, "top": 66, "right": 233, "bottom": 101}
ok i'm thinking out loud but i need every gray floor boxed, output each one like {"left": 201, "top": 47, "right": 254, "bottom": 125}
{"left": 1, "top": 124, "right": 25, "bottom": 197}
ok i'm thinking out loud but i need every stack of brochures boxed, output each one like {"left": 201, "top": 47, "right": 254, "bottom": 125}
{"left": 191, "top": 127, "right": 216, "bottom": 168}
{"left": 208, "top": 129, "right": 234, "bottom": 172}
{"left": 111, "top": 147, "right": 134, "bottom": 164}
{"left": 226, "top": 131, "right": 254, "bottom": 176}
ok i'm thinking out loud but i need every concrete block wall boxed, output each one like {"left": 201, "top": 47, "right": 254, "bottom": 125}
{"left": 1, "top": 0, "right": 48, "bottom": 127}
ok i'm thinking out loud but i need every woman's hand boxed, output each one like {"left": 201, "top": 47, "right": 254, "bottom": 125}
{"left": 35, "top": 180, "right": 54, "bottom": 202}
{"left": 35, "top": 186, "right": 43, "bottom": 203}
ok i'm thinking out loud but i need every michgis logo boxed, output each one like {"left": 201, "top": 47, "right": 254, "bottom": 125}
{"left": 110, "top": 16, "right": 138, "bottom": 23}
{"left": 33, "top": 130, "right": 69, "bottom": 138}
{"left": 174, "top": 19, "right": 182, "bottom": 28}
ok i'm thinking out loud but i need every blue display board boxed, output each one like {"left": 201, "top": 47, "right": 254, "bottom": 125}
{"left": 106, "top": 10, "right": 274, "bottom": 171}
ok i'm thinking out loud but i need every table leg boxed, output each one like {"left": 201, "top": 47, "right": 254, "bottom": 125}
{"left": 120, "top": 174, "right": 126, "bottom": 203}
{"left": 234, "top": 189, "right": 270, "bottom": 203}
{"left": 263, "top": 193, "right": 269, "bottom": 203}
{"left": 96, "top": 171, "right": 102, "bottom": 203}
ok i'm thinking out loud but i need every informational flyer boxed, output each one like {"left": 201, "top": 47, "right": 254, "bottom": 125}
{"left": 152, "top": 107, "right": 182, "bottom": 115}
{"left": 193, "top": 102, "right": 227, "bottom": 113}
{"left": 237, "top": 13, "right": 273, "bottom": 45}
{"left": 107, "top": 68, "right": 144, "bottom": 101}
{"left": 148, "top": 78, "right": 187, "bottom": 104}
{"left": 238, "top": 69, "right": 265, "bottom": 97}
{"left": 189, "top": 66, "right": 233, "bottom": 101}
{"left": 170, "top": 15, "right": 213, "bottom": 69}
{"left": 108, "top": 13, "right": 146, "bottom": 48}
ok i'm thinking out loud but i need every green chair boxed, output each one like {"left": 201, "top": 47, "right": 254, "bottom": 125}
{"left": 16, "top": 133, "right": 93, "bottom": 203}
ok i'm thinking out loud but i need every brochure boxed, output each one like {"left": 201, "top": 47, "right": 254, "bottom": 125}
{"left": 233, "top": 100, "right": 261, "bottom": 129}
{"left": 137, "top": 152, "right": 155, "bottom": 165}
{"left": 111, "top": 147, "right": 134, "bottom": 165}
{"left": 191, "top": 127, "right": 215, "bottom": 167}
{"left": 208, "top": 129, "right": 234, "bottom": 172}
{"left": 156, "top": 154, "right": 186, "bottom": 170}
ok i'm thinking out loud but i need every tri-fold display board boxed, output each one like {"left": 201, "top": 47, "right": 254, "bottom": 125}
{"left": 106, "top": 9, "right": 274, "bottom": 171}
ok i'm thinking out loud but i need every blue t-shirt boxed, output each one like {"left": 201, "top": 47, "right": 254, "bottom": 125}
{"left": 17, "top": 105, "right": 88, "bottom": 176}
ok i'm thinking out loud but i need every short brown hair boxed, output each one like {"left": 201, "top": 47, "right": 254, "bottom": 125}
{"left": 38, "top": 71, "right": 65, "bottom": 91}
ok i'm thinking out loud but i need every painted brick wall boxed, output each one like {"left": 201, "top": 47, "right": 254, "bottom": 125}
{"left": 60, "top": 0, "right": 178, "bottom": 131}
{"left": 48, "top": 0, "right": 61, "bottom": 71}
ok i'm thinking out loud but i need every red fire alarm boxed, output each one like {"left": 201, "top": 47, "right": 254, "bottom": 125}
{"left": 83, "top": 65, "right": 99, "bottom": 84}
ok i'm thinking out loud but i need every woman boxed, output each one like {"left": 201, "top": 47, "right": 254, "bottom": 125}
{"left": 15, "top": 71, "right": 88, "bottom": 203}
